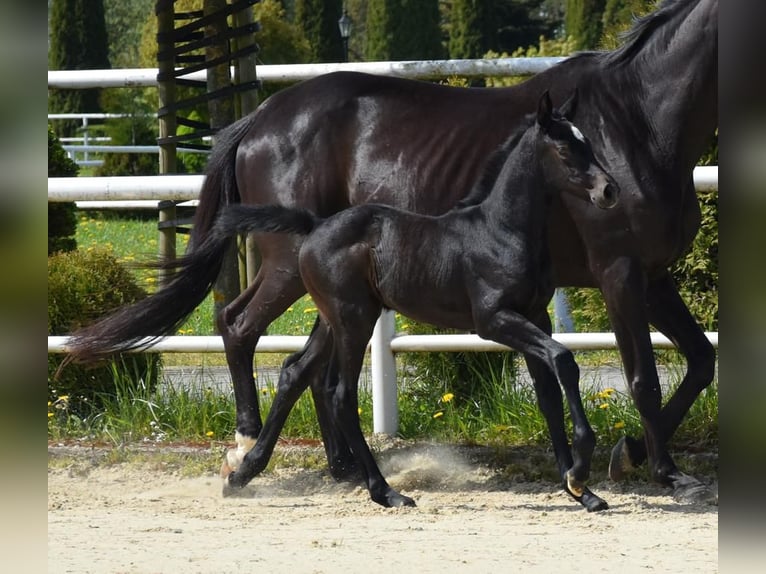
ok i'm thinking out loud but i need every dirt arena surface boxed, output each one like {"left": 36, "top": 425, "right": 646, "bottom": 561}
{"left": 48, "top": 442, "right": 718, "bottom": 573}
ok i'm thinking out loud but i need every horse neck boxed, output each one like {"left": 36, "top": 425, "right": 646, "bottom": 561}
{"left": 616, "top": 0, "right": 718, "bottom": 168}
{"left": 478, "top": 131, "right": 548, "bottom": 239}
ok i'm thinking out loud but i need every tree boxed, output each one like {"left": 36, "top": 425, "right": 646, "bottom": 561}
{"left": 48, "top": 0, "right": 111, "bottom": 136}
{"left": 449, "top": 1, "right": 562, "bottom": 59}
{"left": 48, "top": 126, "right": 78, "bottom": 255}
{"left": 103, "top": 0, "right": 154, "bottom": 68}
{"left": 449, "top": 0, "right": 489, "bottom": 59}
{"left": 294, "top": 0, "right": 344, "bottom": 62}
{"left": 565, "top": 0, "right": 606, "bottom": 50}
{"left": 365, "top": 0, "right": 443, "bottom": 61}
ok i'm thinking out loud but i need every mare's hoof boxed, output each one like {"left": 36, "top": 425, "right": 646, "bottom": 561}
{"left": 669, "top": 472, "right": 718, "bottom": 506}
{"left": 221, "top": 472, "right": 250, "bottom": 498}
{"left": 608, "top": 436, "right": 637, "bottom": 481}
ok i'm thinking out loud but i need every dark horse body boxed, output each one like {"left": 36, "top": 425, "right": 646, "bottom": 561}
{"left": 214, "top": 93, "right": 618, "bottom": 510}
{"left": 69, "top": 0, "right": 717, "bottom": 501}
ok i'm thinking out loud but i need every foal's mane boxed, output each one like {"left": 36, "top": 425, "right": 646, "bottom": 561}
{"left": 454, "top": 112, "right": 538, "bottom": 208}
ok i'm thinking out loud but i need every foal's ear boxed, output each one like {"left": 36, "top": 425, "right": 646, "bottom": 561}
{"left": 559, "top": 88, "right": 579, "bottom": 121}
{"left": 537, "top": 90, "right": 553, "bottom": 130}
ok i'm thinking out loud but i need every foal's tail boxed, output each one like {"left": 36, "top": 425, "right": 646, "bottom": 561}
{"left": 65, "top": 114, "right": 257, "bottom": 364}
{"left": 213, "top": 204, "right": 320, "bottom": 238}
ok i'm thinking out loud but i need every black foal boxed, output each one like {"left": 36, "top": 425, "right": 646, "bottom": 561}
{"left": 217, "top": 91, "right": 619, "bottom": 511}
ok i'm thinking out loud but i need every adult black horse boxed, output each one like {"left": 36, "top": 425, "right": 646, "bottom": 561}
{"left": 68, "top": 0, "right": 718, "bottom": 502}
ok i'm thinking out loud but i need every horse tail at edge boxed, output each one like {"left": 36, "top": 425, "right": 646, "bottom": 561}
{"left": 65, "top": 114, "right": 258, "bottom": 364}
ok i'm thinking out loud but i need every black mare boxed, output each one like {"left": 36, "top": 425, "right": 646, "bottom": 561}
{"left": 213, "top": 92, "right": 618, "bottom": 509}
{"left": 68, "top": 0, "right": 718, "bottom": 502}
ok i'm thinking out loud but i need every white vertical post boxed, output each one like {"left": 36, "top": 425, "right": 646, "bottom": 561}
{"left": 371, "top": 309, "right": 397, "bottom": 435}
{"left": 553, "top": 288, "right": 575, "bottom": 333}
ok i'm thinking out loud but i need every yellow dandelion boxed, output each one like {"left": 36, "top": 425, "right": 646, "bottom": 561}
{"left": 48, "top": 412, "right": 54, "bottom": 418}
{"left": 597, "top": 388, "right": 617, "bottom": 400}
{"left": 357, "top": 407, "right": 362, "bottom": 416}
{"left": 205, "top": 431, "right": 215, "bottom": 438}
{"left": 599, "top": 403, "right": 609, "bottom": 410}
{"left": 433, "top": 411, "right": 444, "bottom": 419}
{"left": 303, "top": 307, "right": 318, "bottom": 314}
{"left": 442, "top": 392, "right": 455, "bottom": 403}
{"left": 287, "top": 306, "right": 294, "bottom": 312}
{"left": 613, "top": 421, "right": 626, "bottom": 430}
{"left": 59, "top": 395, "right": 69, "bottom": 402}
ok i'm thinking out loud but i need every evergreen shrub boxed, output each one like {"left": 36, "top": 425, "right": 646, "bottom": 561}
{"left": 48, "top": 248, "right": 161, "bottom": 413}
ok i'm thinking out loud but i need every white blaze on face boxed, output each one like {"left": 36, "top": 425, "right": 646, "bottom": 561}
{"left": 570, "top": 124, "right": 586, "bottom": 143}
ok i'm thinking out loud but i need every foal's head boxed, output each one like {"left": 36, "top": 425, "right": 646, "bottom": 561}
{"left": 536, "top": 90, "right": 619, "bottom": 209}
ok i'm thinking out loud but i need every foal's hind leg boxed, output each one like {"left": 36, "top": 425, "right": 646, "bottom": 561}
{"left": 327, "top": 312, "right": 416, "bottom": 508}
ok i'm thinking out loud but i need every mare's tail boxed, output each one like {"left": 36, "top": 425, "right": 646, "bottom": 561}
{"left": 66, "top": 114, "right": 257, "bottom": 363}
{"left": 213, "top": 203, "right": 320, "bottom": 238}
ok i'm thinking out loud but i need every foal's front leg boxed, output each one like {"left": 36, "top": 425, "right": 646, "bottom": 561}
{"left": 477, "top": 307, "right": 607, "bottom": 511}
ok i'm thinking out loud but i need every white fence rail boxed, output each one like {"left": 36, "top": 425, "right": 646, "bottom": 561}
{"left": 47, "top": 58, "right": 566, "bottom": 89}
{"left": 47, "top": 166, "right": 719, "bottom": 203}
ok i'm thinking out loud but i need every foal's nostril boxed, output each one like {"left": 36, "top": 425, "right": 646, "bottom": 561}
{"left": 603, "top": 183, "right": 616, "bottom": 203}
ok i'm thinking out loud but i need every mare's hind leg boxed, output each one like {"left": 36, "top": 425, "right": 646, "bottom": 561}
{"left": 477, "top": 308, "right": 606, "bottom": 511}
{"left": 609, "top": 272, "right": 716, "bottom": 503}
{"left": 218, "top": 244, "right": 339, "bottom": 475}
{"left": 224, "top": 320, "right": 342, "bottom": 492}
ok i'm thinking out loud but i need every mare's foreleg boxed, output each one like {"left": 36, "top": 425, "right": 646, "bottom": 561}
{"left": 609, "top": 271, "right": 716, "bottom": 503}
{"left": 598, "top": 258, "right": 680, "bottom": 488}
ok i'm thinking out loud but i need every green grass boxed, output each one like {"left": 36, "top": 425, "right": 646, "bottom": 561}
{"left": 58, "top": 212, "right": 717, "bottom": 453}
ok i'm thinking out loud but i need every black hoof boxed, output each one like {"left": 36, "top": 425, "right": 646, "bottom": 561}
{"left": 669, "top": 472, "right": 718, "bottom": 506}
{"left": 221, "top": 472, "right": 250, "bottom": 498}
{"left": 565, "top": 484, "right": 609, "bottom": 512}
{"left": 373, "top": 489, "right": 417, "bottom": 508}
{"left": 388, "top": 492, "right": 417, "bottom": 508}
{"left": 608, "top": 436, "right": 637, "bottom": 481}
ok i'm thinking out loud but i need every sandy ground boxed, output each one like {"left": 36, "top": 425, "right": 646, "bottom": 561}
{"left": 48, "top": 443, "right": 718, "bottom": 574}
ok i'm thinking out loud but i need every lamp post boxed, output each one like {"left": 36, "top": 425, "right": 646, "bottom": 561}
{"left": 338, "top": 10, "right": 351, "bottom": 62}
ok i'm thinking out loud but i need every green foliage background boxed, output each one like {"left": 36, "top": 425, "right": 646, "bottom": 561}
{"left": 48, "top": 249, "right": 162, "bottom": 413}
{"left": 48, "top": 126, "right": 79, "bottom": 255}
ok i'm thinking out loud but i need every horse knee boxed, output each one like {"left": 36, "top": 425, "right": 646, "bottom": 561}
{"left": 689, "top": 336, "right": 716, "bottom": 389}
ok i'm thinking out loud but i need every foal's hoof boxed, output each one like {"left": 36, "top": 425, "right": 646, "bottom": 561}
{"left": 565, "top": 472, "right": 609, "bottom": 512}
{"left": 669, "top": 472, "right": 718, "bottom": 506}
{"left": 374, "top": 489, "right": 417, "bottom": 508}
{"left": 608, "top": 436, "right": 637, "bottom": 481}
{"left": 389, "top": 492, "right": 417, "bottom": 508}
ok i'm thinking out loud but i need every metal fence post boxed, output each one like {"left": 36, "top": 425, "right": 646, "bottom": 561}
{"left": 371, "top": 309, "right": 397, "bottom": 435}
